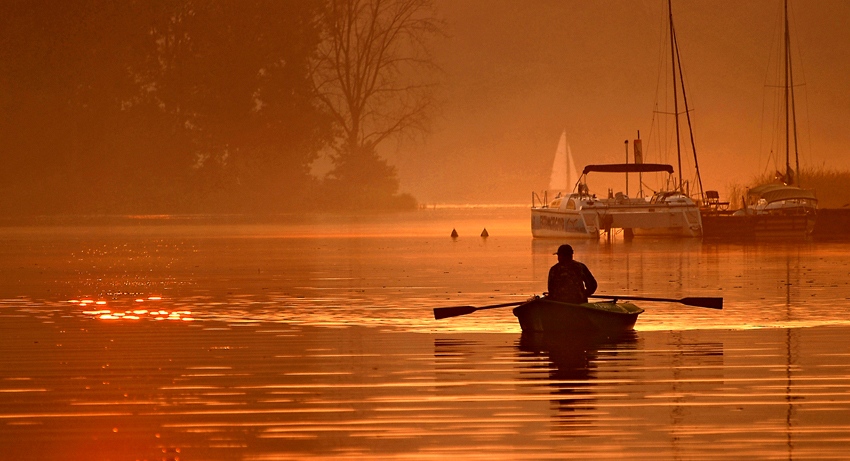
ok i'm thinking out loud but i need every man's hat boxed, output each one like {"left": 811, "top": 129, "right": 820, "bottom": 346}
{"left": 554, "top": 244, "right": 573, "bottom": 255}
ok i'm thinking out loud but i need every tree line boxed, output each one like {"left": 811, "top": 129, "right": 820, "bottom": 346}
{"left": 0, "top": 0, "right": 436, "bottom": 215}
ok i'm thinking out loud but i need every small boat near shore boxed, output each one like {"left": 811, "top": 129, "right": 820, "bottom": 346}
{"left": 702, "top": 184, "right": 817, "bottom": 240}
{"left": 513, "top": 296, "right": 644, "bottom": 334}
{"left": 702, "top": 0, "right": 819, "bottom": 241}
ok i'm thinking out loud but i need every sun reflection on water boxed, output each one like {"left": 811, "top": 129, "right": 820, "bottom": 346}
{"left": 72, "top": 296, "right": 194, "bottom": 321}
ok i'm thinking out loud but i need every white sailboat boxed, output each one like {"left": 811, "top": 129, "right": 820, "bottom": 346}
{"left": 548, "top": 130, "right": 579, "bottom": 196}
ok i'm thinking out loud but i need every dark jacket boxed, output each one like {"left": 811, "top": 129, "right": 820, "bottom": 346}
{"left": 547, "top": 260, "right": 597, "bottom": 304}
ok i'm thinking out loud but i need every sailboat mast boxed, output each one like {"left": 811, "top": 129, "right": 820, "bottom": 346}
{"left": 668, "top": 0, "right": 683, "bottom": 192}
{"left": 786, "top": 0, "right": 801, "bottom": 185}
{"left": 783, "top": 0, "right": 792, "bottom": 184}
{"left": 674, "top": 26, "right": 705, "bottom": 201}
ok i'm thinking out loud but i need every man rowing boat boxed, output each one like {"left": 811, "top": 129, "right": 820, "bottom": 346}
{"left": 548, "top": 244, "right": 597, "bottom": 304}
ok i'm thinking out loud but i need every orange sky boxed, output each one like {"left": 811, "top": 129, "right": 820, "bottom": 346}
{"left": 388, "top": 0, "right": 850, "bottom": 204}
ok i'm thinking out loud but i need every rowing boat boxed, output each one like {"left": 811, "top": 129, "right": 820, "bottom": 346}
{"left": 512, "top": 296, "right": 644, "bottom": 334}
{"left": 433, "top": 294, "right": 716, "bottom": 327}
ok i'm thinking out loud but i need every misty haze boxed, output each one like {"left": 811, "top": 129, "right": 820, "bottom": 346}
{"left": 3, "top": 1, "right": 850, "bottom": 460}
{"left": 2, "top": 1, "right": 850, "bottom": 212}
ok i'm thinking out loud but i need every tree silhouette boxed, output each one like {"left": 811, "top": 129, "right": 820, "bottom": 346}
{"left": 0, "top": 0, "right": 331, "bottom": 215}
{"left": 128, "top": 0, "right": 329, "bottom": 212}
{"left": 312, "top": 0, "right": 440, "bottom": 209}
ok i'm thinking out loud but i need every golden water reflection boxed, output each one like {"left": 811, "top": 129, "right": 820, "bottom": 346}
{"left": 3, "top": 210, "right": 850, "bottom": 458}
{"left": 72, "top": 296, "right": 195, "bottom": 321}
{"left": 5, "top": 207, "right": 850, "bottom": 333}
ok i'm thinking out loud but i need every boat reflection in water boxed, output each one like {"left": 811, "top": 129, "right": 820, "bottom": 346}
{"left": 517, "top": 330, "right": 639, "bottom": 428}
{"left": 516, "top": 329, "right": 732, "bottom": 455}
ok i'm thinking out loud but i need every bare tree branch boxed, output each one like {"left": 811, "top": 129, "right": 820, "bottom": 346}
{"left": 312, "top": 0, "right": 440, "bottom": 158}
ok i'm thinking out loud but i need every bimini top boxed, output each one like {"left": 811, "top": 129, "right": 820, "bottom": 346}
{"left": 747, "top": 183, "right": 817, "bottom": 203}
{"left": 582, "top": 163, "right": 675, "bottom": 175}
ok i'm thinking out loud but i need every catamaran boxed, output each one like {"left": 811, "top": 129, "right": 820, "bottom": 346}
{"left": 531, "top": 162, "right": 702, "bottom": 239}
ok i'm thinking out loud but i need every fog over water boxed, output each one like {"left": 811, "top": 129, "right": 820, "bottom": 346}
{"left": 3, "top": 207, "right": 850, "bottom": 332}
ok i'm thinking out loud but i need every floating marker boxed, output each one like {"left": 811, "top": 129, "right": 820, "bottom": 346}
{"left": 451, "top": 228, "right": 458, "bottom": 238}
{"left": 480, "top": 228, "right": 489, "bottom": 237}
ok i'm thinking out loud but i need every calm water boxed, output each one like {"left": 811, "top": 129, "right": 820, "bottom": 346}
{"left": 2, "top": 207, "right": 850, "bottom": 459}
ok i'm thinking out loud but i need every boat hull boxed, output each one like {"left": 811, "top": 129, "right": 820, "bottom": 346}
{"left": 513, "top": 298, "right": 644, "bottom": 334}
{"left": 701, "top": 211, "right": 815, "bottom": 241}
{"left": 531, "top": 201, "right": 702, "bottom": 239}
{"left": 702, "top": 185, "right": 819, "bottom": 241}
{"left": 530, "top": 208, "right": 598, "bottom": 238}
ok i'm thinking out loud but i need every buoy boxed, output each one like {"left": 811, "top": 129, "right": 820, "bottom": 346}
{"left": 451, "top": 228, "right": 458, "bottom": 238}
{"left": 480, "top": 228, "right": 489, "bottom": 237}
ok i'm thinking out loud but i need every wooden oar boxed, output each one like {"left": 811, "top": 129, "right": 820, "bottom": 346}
{"left": 434, "top": 294, "right": 722, "bottom": 320}
{"left": 433, "top": 301, "right": 527, "bottom": 320}
{"left": 590, "top": 294, "right": 723, "bottom": 310}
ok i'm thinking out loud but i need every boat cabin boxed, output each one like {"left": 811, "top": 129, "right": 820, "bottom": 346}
{"left": 745, "top": 184, "right": 817, "bottom": 215}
